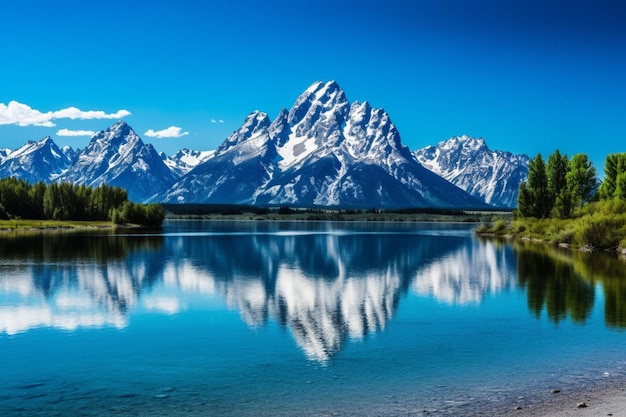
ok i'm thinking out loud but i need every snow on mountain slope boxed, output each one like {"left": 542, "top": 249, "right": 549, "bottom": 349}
{"left": 414, "top": 135, "right": 529, "bottom": 208}
{"left": 155, "top": 111, "right": 280, "bottom": 204}
{"left": 0, "top": 136, "right": 75, "bottom": 183}
{"left": 161, "top": 148, "right": 215, "bottom": 176}
{"left": 59, "top": 121, "right": 178, "bottom": 202}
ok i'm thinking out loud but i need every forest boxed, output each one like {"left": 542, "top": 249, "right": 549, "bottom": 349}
{"left": 0, "top": 178, "right": 165, "bottom": 227}
{"left": 480, "top": 152, "right": 626, "bottom": 251}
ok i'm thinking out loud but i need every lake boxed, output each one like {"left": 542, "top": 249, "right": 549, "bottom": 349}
{"left": 1, "top": 220, "right": 625, "bottom": 416}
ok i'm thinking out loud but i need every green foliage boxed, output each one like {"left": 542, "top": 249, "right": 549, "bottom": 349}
{"left": 492, "top": 218, "right": 508, "bottom": 233}
{"left": 575, "top": 216, "right": 622, "bottom": 250}
{"left": 516, "top": 183, "right": 533, "bottom": 218}
{"left": 598, "top": 153, "right": 626, "bottom": 200}
{"left": 522, "top": 153, "right": 551, "bottom": 218}
{"left": 518, "top": 150, "right": 598, "bottom": 220}
{"left": 546, "top": 150, "right": 574, "bottom": 218}
{"left": 112, "top": 202, "right": 165, "bottom": 227}
{"left": 0, "top": 177, "right": 164, "bottom": 226}
{"left": 548, "top": 228, "right": 575, "bottom": 245}
{"left": 573, "top": 200, "right": 626, "bottom": 250}
{"left": 566, "top": 153, "right": 598, "bottom": 208}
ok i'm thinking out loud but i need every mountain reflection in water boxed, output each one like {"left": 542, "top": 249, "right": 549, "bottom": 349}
{"left": 1, "top": 223, "right": 625, "bottom": 362}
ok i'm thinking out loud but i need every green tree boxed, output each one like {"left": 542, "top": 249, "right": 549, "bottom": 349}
{"left": 547, "top": 150, "right": 572, "bottom": 218}
{"left": 566, "top": 153, "right": 598, "bottom": 208}
{"left": 28, "top": 181, "right": 47, "bottom": 219}
{"left": 524, "top": 153, "right": 551, "bottom": 218}
{"left": 615, "top": 172, "right": 626, "bottom": 200}
{"left": 517, "top": 182, "right": 533, "bottom": 217}
{"left": 43, "top": 182, "right": 59, "bottom": 219}
{"left": 599, "top": 153, "right": 626, "bottom": 200}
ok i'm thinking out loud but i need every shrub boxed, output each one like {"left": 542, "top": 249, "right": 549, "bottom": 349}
{"left": 549, "top": 228, "right": 575, "bottom": 245}
{"left": 575, "top": 214, "right": 626, "bottom": 250}
{"left": 492, "top": 219, "right": 508, "bottom": 233}
{"left": 511, "top": 221, "right": 527, "bottom": 233}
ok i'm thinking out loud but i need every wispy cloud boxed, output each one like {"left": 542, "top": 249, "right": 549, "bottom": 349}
{"left": 0, "top": 100, "right": 130, "bottom": 127}
{"left": 57, "top": 128, "right": 96, "bottom": 137}
{"left": 211, "top": 119, "right": 224, "bottom": 124}
{"left": 144, "top": 126, "right": 189, "bottom": 138}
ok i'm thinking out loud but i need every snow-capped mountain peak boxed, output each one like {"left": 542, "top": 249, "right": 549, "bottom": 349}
{"left": 156, "top": 80, "right": 488, "bottom": 209}
{"left": 0, "top": 136, "right": 74, "bottom": 183}
{"left": 414, "top": 135, "right": 529, "bottom": 208}
{"left": 59, "top": 121, "right": 178, "bottom": 202}
{"left": 216, "top": 111, "right": 270, "bottom": 155}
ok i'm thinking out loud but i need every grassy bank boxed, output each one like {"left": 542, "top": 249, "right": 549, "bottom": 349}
{"left": 0, "top": 219, "right": 115, "bottom": 233}
{"left": 476, "top": 200, "right": 626, "bottom": 252}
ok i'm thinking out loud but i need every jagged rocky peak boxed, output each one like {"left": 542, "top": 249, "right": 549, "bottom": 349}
{"left": 345, "top": 100, "right": 404, "bottom": 156}
{"left": 58, "top": 120, "right": 178, "bottom": 202}
{"left": 269, "top": 108, "right": 290, "bottom": 147}
{"left": 90, "top": 120, "right": 141, "bottom": 149}
{"left": 414, "top": 135, "right": 529, "bottom": 208}
{"left": 442, "top": 135, "right": 486, "bottom": 151}
{"left": 0, "top": 135, "right": 74, "bottom": 183}
{"left": 216, "top": 110, "right": 271, "bottom": 155}
{"left": 287, "top": 80, "right": 350, "bottom": 138}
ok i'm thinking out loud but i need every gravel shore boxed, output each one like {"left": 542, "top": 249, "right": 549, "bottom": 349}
{"left": 502, "top": 380, "right": 626, "bottom": 417}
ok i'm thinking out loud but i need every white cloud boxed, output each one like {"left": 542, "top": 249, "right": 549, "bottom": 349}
{"left": 52, "top": 107, "right": 130, "bottom": 120}
{"left": 0, "top": 100, "right": 131, "bottom": 127}
{"left": 57, "top": 128, "right": 96, "bottom": 137}
{"left": 144, "top": 126, "right": 189, "bottom": 138}
{"left": 211, "top": 119, "right": 224, "bottom": 124}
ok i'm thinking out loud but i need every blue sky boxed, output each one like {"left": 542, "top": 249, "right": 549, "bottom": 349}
{"left": 1, "top": 0, "right": 624, "bottom": 172}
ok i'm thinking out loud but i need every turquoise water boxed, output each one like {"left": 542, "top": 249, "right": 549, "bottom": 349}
{"left": 1, "top": 221, "right": 625, "bottom": 416}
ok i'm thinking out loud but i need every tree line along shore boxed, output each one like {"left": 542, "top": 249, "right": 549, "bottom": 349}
{"left": 0, "top": 177, "right": 165, "bottom": 228}
{"left": 477, "top": 151, "right": 626, "bottom": 253}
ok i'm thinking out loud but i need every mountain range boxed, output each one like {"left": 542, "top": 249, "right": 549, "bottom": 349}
{"left": 0, "top": 81, "right": 529, "bottom": 208}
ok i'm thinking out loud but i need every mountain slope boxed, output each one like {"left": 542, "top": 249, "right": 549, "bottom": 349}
{"left": 157, "top": 111, "right": 279, "bottom": 204}
{"left": 161, "top": 148, "right": 215, "bottom": 176}
{"left": 158, "top": 81, "right": 487, "bottom": 209}
{"left": 59, "top": 121, "right": 178, "bottom": 202}
{"left": 414, "top": 136, "right": 529, "bottom": 208}
{"left": 0, "top": 136, "right": 75, "bottom": 183}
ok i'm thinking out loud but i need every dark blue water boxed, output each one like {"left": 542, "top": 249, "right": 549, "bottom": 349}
{"left": 1, "top": 221, "right": 625, "bottom": 416}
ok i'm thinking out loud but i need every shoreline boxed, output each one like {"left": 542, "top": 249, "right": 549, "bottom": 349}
{"left": 163, "top": 211, "right": 497, "bottom": 223}
{"left": 0, "top": 220, "right": 150, "bottom": 235}
{"left": 504, "top": 379, "right": 626, "bottom": 417}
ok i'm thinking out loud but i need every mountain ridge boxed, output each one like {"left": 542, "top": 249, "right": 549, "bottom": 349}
{"left": 414, "top": 135, "right": 529, "bottom": 208}
{"left": 57, "top": 121, "right": 179, "bottom": 201}
{"left": 155, "top": 81, "right": 489, "bottom": 209}
{"left": 0, "top": 82, "right": 529, "bottom": 208}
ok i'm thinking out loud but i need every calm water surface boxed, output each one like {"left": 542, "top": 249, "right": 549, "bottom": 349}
{"left": 1, "top": 220, "right": 625, "bottom": 416}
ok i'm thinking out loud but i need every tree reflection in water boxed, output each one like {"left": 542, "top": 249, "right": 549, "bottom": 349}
{"left": 514, "top": 240, "right": 626, "bottom": 328}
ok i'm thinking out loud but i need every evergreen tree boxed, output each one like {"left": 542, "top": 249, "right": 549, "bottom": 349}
{"left": 566, "top": 153, "right": 598, "bottom": 208}
{"left": 547, "top": 150, "right": 572, "bottom": 218}
{"left": 527, "top": 153, "right": 551, "bottom": 218}
{"left": 517, "top": 182, "right": 533, "bottom": 217}
{"left": 615, "top": 172, "right": 626, "bottom": 200}
{"left": 0, "top": 178, "right": 162, "bottom": 225}
{"left": 599, "top": 153, "right": 626, "bottom": 200}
